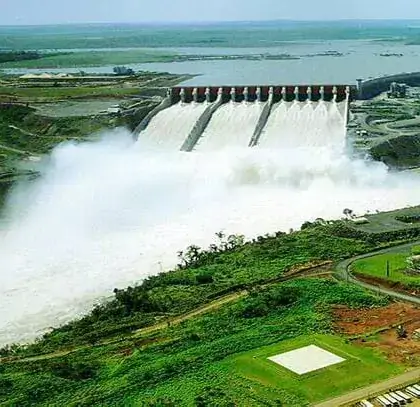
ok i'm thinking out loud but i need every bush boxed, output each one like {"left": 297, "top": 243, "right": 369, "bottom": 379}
{"left": 240, "top": 297, "right": 270, "bottom": 318}
{"left": 49, "top": 360, "right": 98, "bottom": 380}
{"left": 0, "top": 377, "right": 13, "bottom": 396}
{"left": 196, "top": 272, "right": 214, "bottom": 285}
{"left": 239, "top": 286, "right": 300, "bottom": 318}
{"left": 396, "top": 215, "right": 420, "bottom": 224}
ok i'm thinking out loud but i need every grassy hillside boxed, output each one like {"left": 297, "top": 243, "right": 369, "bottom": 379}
{"left": 3, "top": 221, "right": 420, "bottom": 405}
{"left": 1, "top": 278, "right": 395, "bottom": 406}
{"left": 6, "top": 225, "right": 375, "bottom": 354}
{"left": 370, "top": 135, "right": 420, "bottom": 169}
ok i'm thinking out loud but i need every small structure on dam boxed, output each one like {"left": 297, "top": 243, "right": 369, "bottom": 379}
{"left": 170, "top": 85, "right": 354, "bottom": 104}
{"left": 134, "top": 85, "right": 354, "bottom": 151}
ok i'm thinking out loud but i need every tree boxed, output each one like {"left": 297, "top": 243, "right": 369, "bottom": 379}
{"left": 215, "top": 231, "right": 225, "bottom": 241}
{"left": 113, "top": 66, "right": 135, "bottom": 75}
{"left": 301, "top": 221, "right": 315, "bottom": 230}
{"left": 343, "top": 208, "right": 354, "bottom": 219}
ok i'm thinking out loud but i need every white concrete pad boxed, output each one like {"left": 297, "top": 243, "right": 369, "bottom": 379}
{"left": 268, "top": 345, "right": 345, "bottom": 375}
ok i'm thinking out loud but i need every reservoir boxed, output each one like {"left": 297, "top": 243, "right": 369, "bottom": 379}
{"left": 3, "top": 40, "right": 420, "bottom": 85}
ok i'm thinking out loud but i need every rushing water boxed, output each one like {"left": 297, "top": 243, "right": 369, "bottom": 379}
{"left": 259, "top": 101, "right": 347, "bottom": 149}
{"left": 195, "top": 102, "right": 265, "bottom": 151}
{"left": 139, "top": 102, "right": 209, "bottom": 149}
{"left": 1, "top": 82, "right": 420, "bottom": 346}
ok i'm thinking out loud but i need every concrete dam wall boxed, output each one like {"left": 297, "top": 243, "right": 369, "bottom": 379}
{"left": 135, "top": 85, "right": 353, "bottom": 151}
{"left": 359, "top": 72, "right": 420, "bottom": 100}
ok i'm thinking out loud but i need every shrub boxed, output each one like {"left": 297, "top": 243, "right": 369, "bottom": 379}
{"left": 49, "top": 360, "right": 98, "bottom": 380}
{"left": 396, "top": 215, "right": 420, "bottom": 224}
{"left": 196, "top": 272, "right": 214, "bottom": 285}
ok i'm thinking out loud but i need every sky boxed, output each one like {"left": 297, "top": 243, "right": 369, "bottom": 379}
{"left": 0, "top": 0, "right": 419, "bottom": 25}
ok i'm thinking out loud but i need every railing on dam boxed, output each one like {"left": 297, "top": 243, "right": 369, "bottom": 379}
{"left": 170, "top": 85, "right": 356, "bottom": 104}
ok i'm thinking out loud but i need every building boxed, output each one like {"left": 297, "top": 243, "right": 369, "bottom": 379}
{"left": 388, "top": 82, "right": 407, "bottom": 98}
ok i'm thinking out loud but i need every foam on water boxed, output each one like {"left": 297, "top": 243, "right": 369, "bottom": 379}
{"left": 195, "top": 101, "right": 265, "bottom": 150}
{"left": 259, "top": 101, "right": 347, "bottom": 150}
{"left": 1, "top": 102, "right": 420, "bottom": 346}
{"left": 139, "top": 101, "right": 209, "bottom": 149}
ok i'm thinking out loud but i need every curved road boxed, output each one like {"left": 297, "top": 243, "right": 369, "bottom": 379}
{"left": 335, "top": 241, "right": 420, "bottom": 305}
{"left": 317, "top": 241, "right": 420, "bottom": 406}
{"left": 2, "top": 245, "right": 419, "bottom": 365}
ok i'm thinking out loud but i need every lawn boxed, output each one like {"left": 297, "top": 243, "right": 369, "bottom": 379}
{"left": 222, "top": 334, "right": 403, "bottom": 405}
{"left": 352, "top": 250, "right": 420, "bottom": 290}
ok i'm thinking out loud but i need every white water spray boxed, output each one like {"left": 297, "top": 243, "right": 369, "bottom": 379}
{"left": 195, "top": 102, "right": 265, "bottom": 150}
{"left": 139, "top": 102, "right": 208, "bottom": 149}
{"left": 259, "top": 101, "right": 347, "bottom": 150}
{"left": 1, "top": 102, "right": 420, "bottom": 346}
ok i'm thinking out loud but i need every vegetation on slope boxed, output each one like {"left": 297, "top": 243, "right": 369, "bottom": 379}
{"left": 0, "top": 105, "right": 121, "bottom": 152}
{"left": 1, "top": 224, "right": 376, "bottom": 356}
{"left": 370, "top": 135, "right": 420, "bottom": 169}
{"left": 1, "top": 278, "right": 394, "bottom": 406}
{"left": 1, "top": 202, "right": 419, "bottom": 405}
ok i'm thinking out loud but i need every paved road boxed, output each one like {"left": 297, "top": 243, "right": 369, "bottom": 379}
{"left": 335, "top": 242, "right": 420, "bottom": 305}
{"left": 322, "top": 242, "right": 420, "bottom": 406}
{"left": 314, "top": 368, "right": 420, "bottom": 407}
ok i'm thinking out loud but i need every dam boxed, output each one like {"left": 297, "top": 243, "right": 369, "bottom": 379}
{"left": 136, "top": 85, "right": 355, "bottom": 151}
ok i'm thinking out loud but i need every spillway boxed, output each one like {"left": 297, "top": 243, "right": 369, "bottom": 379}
{"left": 8, "top": 83, "right": 420, "bottom": 350}
{"left": 194, "top": 102, "right": 265, "bottom": 151}
{"left": 258, "top": 101, "right": 347, "bottom": 149}
{"left": 136, "top": 85, "right": 352, "bottom": 152}
{"left": 139, "top": 102, "right": 209, "bottom": 149}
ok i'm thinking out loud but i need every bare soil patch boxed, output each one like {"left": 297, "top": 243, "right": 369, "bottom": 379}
{"left": 356, "top": 316, "right": 420, "bottom": 367}
{"left": 333, "top": 302, "right": 420, "bottom": 336}
{"left": 333, "top": 302, "right": 420, "bottom": 366}
{"left": 363, "top": 318, "right": 420, "bottom": 365}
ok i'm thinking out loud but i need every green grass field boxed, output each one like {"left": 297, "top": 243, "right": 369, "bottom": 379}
{"left": 352, "top": 249, "right": 420, "bottom": 290}
{"left": 0, "top": 86, "right": 142, "bottom": 101}
{"left": 223, "top": 334, "right": 403, "bottom": 405}
{"left": 0, "top": 50, "right": 178, "bottom": 69}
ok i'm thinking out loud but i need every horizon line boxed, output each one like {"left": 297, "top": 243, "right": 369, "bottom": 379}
{"left": 1, "top": 18, "right": 420, "bottom": 28}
